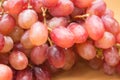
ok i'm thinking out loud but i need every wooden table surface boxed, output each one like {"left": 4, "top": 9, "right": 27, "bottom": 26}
{"left": 52, "top": 0, "right": 120, "bottom": 80}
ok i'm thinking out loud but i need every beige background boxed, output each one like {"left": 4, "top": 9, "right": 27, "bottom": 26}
{"left": 52, "top": 0, "right": 120, "bottom": 80}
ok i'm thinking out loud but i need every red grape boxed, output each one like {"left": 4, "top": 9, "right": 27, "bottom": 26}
{"left": 18, "top": 9, "right": 38, "bottom": 29}
{"left": 16, "top": 68, "right": 33, "bottom": 80}
{"left": 9, "top": 51, "right": 28, "bottom": 70}
{"left": 42, "top": 0, "right": 58, "bottom": 7}
{"left": 85, "top": 15, "right": 105, "bottom": 40}
{"left": 87, "top": 0, "right": 106, "bottom": 16}
{"left": 67, "top": 22, "right": 88, "bottom": 43}
{"left": 29, "top": 21, "right": 48, "bottom": 46}
{"left": 76, "top": 41, "right": 96, "bottom": 60}
{"left": 0, "top": 64, "right": 13, "bottom": 80}
{"left": 49, "top": 0, "right": 74, "bottom": 17}
{"left": 95, "top": 32, "right": 115, "bottom": 49}
{"left": 73, "top": 0, "right": 93, "bottom": 8}
{"left": 103, "top": 47, "right": 119, "bottom": 67}
{"left": 30, "top": 44, "right": 48, "bottom": 65}
{"left": 0, "top": 34, "right": 5, "bottom": 51}
{"left": 0, "top": 14, "right": 16, "bottom": 35}
{"left": 47, "top": 45, "right": 65, "bottom": 68}
{"left": 50, "top": 26, "right": 74, "bottom": 48}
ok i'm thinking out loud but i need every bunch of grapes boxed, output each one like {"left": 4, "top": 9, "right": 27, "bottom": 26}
{"left": 0, "top": 0, "right": 120, "bottom": 80}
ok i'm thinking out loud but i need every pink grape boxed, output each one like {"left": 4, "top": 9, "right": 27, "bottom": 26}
{"left": 95, "top": 32, "right": 115, "bottom": 49}
{"left": 104, "top": 8, "right": 114, "bottom": 17}
{"left": 9, "top": 51, "right": 28, "bottom": 70}
{"left": 48, "top": 0, "right": 74, "bottom": 17}
{"left": 29, "top": 21, "right": 48, "bottom": 46}
{"left": 47, "top": 46, "right": 65, "bottom": 68}
{"left": 76, "top": 41, "right": 96, "bottom": 60}
{"left": 42, "top": 0, "right": 58, "bottom": 7}
{"left": 18, "top": 9, "right": 38, "bottom": 29}
{"left": 50, "top": 26, "right": 74, "bottom": 48}
{"left": 30, "top": 44, "right": 48, "bottom": 65}
{"left": 103, "top": 47, "right": 119, "bottom": 67}
{"left": 67, "top": 22, "right": 88, "bottom": 43}
{"left": 0, "top": 64, "right": 13, "bottom": 80}
{"left": 87, "top": 0, "right": 106, "bottom": 16}
{"left": 0, "top": 14, "right": 16, "bottom": 35}
{"left": 85, "top": 15, "right": 105, "bottom": 40}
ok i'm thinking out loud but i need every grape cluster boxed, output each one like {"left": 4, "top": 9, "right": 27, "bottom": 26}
{"left": 0, "top": 0, "right": 120, "bottom": 80}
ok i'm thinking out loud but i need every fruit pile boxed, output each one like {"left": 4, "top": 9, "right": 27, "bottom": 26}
{"left": 0, "top": 0, "right": 120, "bottom": 80}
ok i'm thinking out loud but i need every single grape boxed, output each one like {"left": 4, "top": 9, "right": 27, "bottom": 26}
{"left": 0, "top": 14, "right": 16, "bottom": 35}
{"left": 73, "top": 0, "right": 93, "bottom": 8}
{"left": 20, "top": 30, "right": 33, "bottom": 49}
{"left": 47, "top": 45, "right": 65, "bottom": 68}
{"left": 101, "top": 15, "right": 120, "bottom": 36}
{"left": 48, "top": 0, "right": 74, "bottom": 17}
{"left": 103, "top": 62, "right": 115, "bottom": 75}
{"left": 29, "top": 21, "right": 48, "bottom": 46}
{"left": 85, "top": 15, "right": 105, "bottom": 40}
{"left": 0, "top": 64, "right": 13, "bottom": 80}
{"left": 30, "top": 44, "right": 48, "bottom": 65}
{"left": 0, "top": 34, "right": 5, "bottom": 51}
{"left": 87, "top": 0, "right": 106, "bottom": 16}
{"left": 9, "top": 51, "right": 28, "bottom": 70}
{"left": 16, "top": 68, "right": 33, "bottom": 80}
{"left": 34, "top": 67, "right": 51, "bottom": 80}
{"left": 47, "top": 17, "right": 68, "bottom": 29}
{"left": 18, "top": 9, "right": 38, "bottom": 29}
{"left": 103, "top": 47, "right": 119, "bottom": 67}
{"left": 50, "top": 26, "right": 74, "bottom": 48}
{"left": 0, "top": 36, "right": 13, "bottom": 53}
{"left": 7, "top": 0, "right": 28, "bottom": 15}
{"left": 95, "top": 32, "right": 115, "bottom": 49}
{"left": 9, "top": 26, "right": 24, "bottom": 43}
{"left": 62, "top": 48, "right": 76, "bottom": 70}
{"left": 76, "top": 41, "right": 96, "bottom": 60}
{"left": 42, "top": 0, "right": 58, "bottom": 7}
{"left": 67, "top": 22, "right": 88, "bottom": 43}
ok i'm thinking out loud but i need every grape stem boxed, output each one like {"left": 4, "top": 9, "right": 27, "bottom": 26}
{"left": 74, "top": 14, "right": 90, "bottom": 19}
{"left": 48, "top": 37, "right": 53, "bottom": 46}
{"left": 41, "top": 7, "right": 47, "bottom": 25}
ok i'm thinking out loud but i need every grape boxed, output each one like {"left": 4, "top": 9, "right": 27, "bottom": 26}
{"left": 47, "top": 17, "right": 68, "bottom": 29}
{"left": 88, "top": 57, "right": 103, "bottom": 70}
{"left": 87, "top": 0, "right": 106, "bottom": 16}
{"left": 21, "top": 30, "right": 33, "bottom": 49}
{"left": 62, "top": 48, "right": 76, "bottom": 70}
{"left": 103, "top": 62, "right": 115, "bottom": 75}
{"left": 9, "top": 51, "right": 28, "bottom": 70}
{"left": 73, "top": 0, "right": 93, "bottom": 8}
{"left": 0, "top": 14, "right": 16, "bottom": 35}
{"left": 9, "top": 26, "right": 24, "bottom": 43}
{"left": 0, "top": 34, "right": 5, "bottom": 51}
{"left": 47, "top": 45, "right": 65, "bottom": 68}
{"left": 7, "top": 0, "right": 28, "bottom": 15}
{"left": 85, "top": 15, "right": 105, "bottom": 40}
{"left": 16, "top": 68, "right": 33, "bottom": 80}
{"left": 95, "top": 32, "right": 115, "bottom": 49}
{"left": 67, "top": 22, "right": 88, "bottom": 43}
{"left": 50, "top": 26, "right": 74, "bottom": 48}
{"left": 0, "top": 36, "right": 13, "bottom": 53}
{"left": 76, "top": 41, "right": 96, "bottom": 60}
{"left": 48, "top": 0, "right": 74, "bottom": 17}
{"left": 103, "top": 47, "right": 119, "bottom": 67}
{"left": 0, "top": 64, "right": 13, "bottom": 80}
{"left": 30, "top": 44, "right": 48, "bottom": 65}
{"left": 29, "top": 21, "right": 48, "bottom": 46}
{"left": 30, "top": 0, "right": 43, "bottom": 13}
{"left": 34, "top": 67, "right": 51, "bottom": 80}
{"left": 42, "top": 0, "right": 58, "bottom": 7}
{"left": 102, "top": 15, "right": 120, "bottom": 36}
{"left": 104, "top": 9, "right": 114, "bottom": 17}
{"left": 0, "top": 53, "right": 9, "bottom": 65}
{"left": 18, "top": 9, "right": 38, "bottom": 29}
